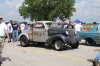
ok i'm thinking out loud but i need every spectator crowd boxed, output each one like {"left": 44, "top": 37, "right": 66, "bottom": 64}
{"left": 6, "top": 20, "right": 26, "bottom": 43}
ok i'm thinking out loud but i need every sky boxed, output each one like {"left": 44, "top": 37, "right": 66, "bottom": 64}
{"left": 0, "top": 0, "right": 100, "bottom": 23}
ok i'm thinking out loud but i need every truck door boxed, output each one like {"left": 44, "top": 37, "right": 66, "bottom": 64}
{"left": 33, "top": 23, "right": 48, "bottom": 42}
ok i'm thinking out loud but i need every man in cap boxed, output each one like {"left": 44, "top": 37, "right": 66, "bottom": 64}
{"left": 0, "top": 17, "right": 9, "bottom": 65}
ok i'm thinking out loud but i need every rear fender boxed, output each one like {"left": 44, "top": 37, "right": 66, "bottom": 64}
{"left": 85, "top": 37, "right": 95, "bottom": 41}
{"left": 46, "top": 34, "right": 68, "bottom": 46}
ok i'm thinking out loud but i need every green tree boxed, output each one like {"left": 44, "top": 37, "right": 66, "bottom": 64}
{"left": 19, "top": 0, "right": 76, "bottom": 21}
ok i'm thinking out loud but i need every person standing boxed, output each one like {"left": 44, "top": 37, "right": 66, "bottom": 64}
{"left": 20, "top": 22, "right": 26, "bottom": 33}
{"left": 63, "top": 23, "right": 68, "bottom": 29}
{"left": 7, "top": 21, "right": 13, "bottom": 43}
{"left": 12, "top": 21, "right": 19, "bottom": 42}
{"left": 90, "top": 22, "right": 98, "bottom": 31}
{"left": 74, "top": 22, "right": 83, "bottom": 35}
{"left": 0, "top": 17, "right": 9, "bottom": 65}
{"left": 75, "top": 23, "right": 83, "bottom": 32}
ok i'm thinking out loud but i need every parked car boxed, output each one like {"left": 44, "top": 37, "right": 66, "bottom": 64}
{"left": 18, "top": 21, "right": 80, "bottom": 51}
{"left": 77, "top": 24, "right": 100, "bottom": 45}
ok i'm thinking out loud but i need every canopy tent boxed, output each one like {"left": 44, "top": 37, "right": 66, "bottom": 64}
{"left": 74, "top": 19, "right": 85, "bottom": 24}
{"left": 74, "top": 19, "right": 82, "bottom": 23}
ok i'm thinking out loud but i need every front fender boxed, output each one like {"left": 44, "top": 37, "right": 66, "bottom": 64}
{"left": 46, "top": 34, "right": 68, "bottom": 45}
{"left": 18, "top": 33, "right": 29, "bottom": 40}
{"left": 75, "top": 34, "right": 81, "bottom": 42}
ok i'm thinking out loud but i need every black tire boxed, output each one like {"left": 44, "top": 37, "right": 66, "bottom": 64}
{"left": 70, "top": 42, "right": 79, "bottom": 49}
{"left": 86, "top": 38, "right": 96, "bottom": 46}
{"left": 54, "top": 40, "right": 64, "bottom": 51}
{"left": 20, "top": 36, "right": 30, "bottom": 47}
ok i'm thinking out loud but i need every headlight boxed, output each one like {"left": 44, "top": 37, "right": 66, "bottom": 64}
{"left": 75, "top": 31, "right": 77, "bottom": 35}
{"left": 66, "top": 31, "right": 68, "bottom": 35}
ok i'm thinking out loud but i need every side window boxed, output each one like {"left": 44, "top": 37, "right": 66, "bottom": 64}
{"left": 34, "top": 23, "right": 45, "bottom": 29}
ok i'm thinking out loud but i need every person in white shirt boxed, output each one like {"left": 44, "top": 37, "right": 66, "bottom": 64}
{"left": 7, "top": 21, "right": 13, "bottom": 42}
{"left": 75, "top": 23, "right": 83, "bottom": 32}
{"left": 63, "top": 23, "right": 68, "bottom": 29}
{"left": 0, "top": 17, "right": 9, "bottom": 65}
{"left": 20, "top": 22, "right": 26, "bottom": 33}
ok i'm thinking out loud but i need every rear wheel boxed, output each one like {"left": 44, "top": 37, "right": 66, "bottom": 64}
{"left": 54, "top": 40, "right": 64, "bottom": 51}
{"left": 20, "top": 36, "right": 30, "bottom": 47}
{"left": 70, "top": 42, "right": 79, "bottom": 49}
{"left": 86, "top": 38, "right": 96, "bottom": 46}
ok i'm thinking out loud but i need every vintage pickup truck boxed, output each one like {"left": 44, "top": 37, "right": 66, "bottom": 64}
{"left": 18, "top": 21, "right": 80, "bottom": 51}
{"left": 77, "top": 24, "right": 100, "bottom": 45}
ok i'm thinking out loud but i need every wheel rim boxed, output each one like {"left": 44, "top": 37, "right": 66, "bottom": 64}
{"left": 55, "top": 41, "right": 62, "bottom": 50}
{"left": 20, "top": 39, "right": 25, "bottom": 46}
{"left": 86, "top": 41, "right": 90, "bottom": 45}
{"left": 86, "top": 39, "right": 95, "bottom": 45}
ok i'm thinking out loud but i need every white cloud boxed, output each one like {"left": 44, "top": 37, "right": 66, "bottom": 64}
{"left": 72, "top": 0, "right": 100, "bottom": 23}
{"left": 0, "top": 0, "right": 100, "bottom": 23}
{"left": 0, "top": 0, "right": 25, "bottom": 22}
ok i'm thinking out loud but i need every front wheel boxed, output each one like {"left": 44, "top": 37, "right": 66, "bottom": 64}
{"left": 54, "top": 40, "right": 64, "bottom": 51}
{"left": 70, "top": 42, "right": 79, "bottom": 49}
{"left": 20, "top": 36, "right": 30, "bottom": 47}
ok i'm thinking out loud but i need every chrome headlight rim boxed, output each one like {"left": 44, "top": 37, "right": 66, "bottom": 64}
{"left": 66, "top": 31, "right": 68, "bottom": 35}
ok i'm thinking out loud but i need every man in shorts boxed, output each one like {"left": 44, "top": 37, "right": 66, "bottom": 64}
{"left": 0, "top": 17, "right": 9, "bottom": 65}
